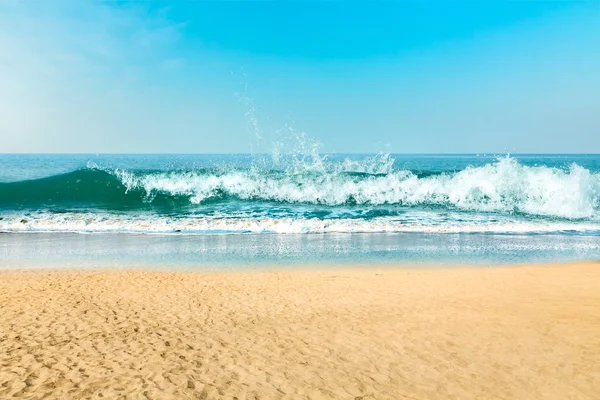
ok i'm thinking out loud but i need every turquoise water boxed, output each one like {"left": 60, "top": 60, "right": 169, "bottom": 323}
{"left": 1, "top": 153, "right": 599, "bottom": 266}
{"left": 1, "top": 153, "right": 600, "bottom": 234}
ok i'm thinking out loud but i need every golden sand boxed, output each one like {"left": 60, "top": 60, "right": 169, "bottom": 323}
{"left": 1, "top": 263, "right": 599, "bottom": 399}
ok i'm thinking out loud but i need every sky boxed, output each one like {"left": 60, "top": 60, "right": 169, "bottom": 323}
{"left": 0, "top": 0, "right": 599, "bottom": 154}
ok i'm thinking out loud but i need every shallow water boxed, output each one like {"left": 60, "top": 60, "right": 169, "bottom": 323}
{"left": 1, "top": 232, "right": 599, "bottom": 270}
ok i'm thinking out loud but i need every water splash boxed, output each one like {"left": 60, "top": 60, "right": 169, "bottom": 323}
{"left": 103, "top": 156, "right": 600, "bottom": 219}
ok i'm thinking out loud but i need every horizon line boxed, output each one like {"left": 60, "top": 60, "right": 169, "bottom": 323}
{"left": 1, "top": 152, "right": 600, "bottom": 156}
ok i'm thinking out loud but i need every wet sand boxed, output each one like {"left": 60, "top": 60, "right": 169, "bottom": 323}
{"left": 1, "top": 263, "right": 599, "bottom": 399}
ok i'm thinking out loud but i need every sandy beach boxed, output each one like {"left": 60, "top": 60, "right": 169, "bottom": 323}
{"left": 1, "top": 263, "right": 599, "bottom": 399}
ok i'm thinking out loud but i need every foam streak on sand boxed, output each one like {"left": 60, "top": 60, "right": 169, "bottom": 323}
{"left": 1, "top": 263, "right": 599, "bottom": 399}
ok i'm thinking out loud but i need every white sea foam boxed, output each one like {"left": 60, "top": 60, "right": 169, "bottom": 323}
{"left": 1, "top": 212, "right": 599, "bottom": 235}
{"left": 112, "top": 157, "right": 600, "bottom": 219}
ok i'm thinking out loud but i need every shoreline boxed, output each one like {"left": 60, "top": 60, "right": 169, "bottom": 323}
{"left": 3, "top": 231, "right": 600, "bottom": 269}
{"left": 1, "top": 258, "right": 600, "bottom": 273}
{"left": 1, "top": 262, "right": 599, "bottom": 399}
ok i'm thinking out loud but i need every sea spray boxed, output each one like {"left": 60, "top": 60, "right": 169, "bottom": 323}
{"left": 104, "top": 156, "right": 599, "bottom": 219}
{"left": 2, "top": 155, "right": 599, "bottom": 227}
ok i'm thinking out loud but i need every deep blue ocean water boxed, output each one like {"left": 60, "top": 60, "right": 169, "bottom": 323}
{"left": 1, "top": 153, "right": 599, "bottom": 267}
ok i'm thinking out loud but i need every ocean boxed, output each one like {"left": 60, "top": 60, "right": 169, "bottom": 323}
{"left": 1, "top": 153, "right": 599, "bottom": 267}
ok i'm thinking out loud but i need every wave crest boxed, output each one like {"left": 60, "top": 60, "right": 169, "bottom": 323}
{"left": 111, "top": 157, "right": 600, "bottom": 219}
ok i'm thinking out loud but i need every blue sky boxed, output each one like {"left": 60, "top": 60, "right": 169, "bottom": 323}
{"left": 1, "top": 1, "right": 599, "bottom": 153}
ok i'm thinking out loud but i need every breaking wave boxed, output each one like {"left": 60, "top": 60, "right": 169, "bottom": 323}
{"left": 0, "top": 156, "right": 599, "bottom": 220}
{"left": 1, "top": 155, "right": 599, "bottom": 235}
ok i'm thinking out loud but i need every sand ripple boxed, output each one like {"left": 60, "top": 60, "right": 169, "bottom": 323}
{"left": 1, "top": 264, "right": 599, "bottom": 399}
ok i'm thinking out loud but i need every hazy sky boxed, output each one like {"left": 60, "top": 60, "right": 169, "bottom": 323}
{"left": 1, "top": 1, "right": 599, "bottom": 154}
